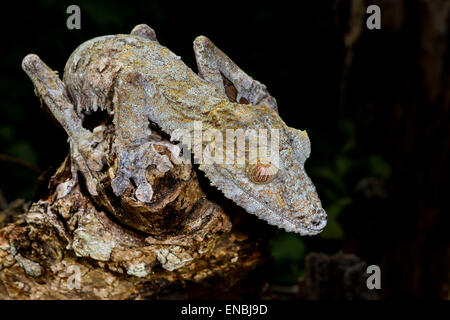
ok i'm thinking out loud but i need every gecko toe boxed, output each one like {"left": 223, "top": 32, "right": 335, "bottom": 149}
{"left": 111, "top": 173, "right": 130, "bottom": 196}
{"left": 135, "top": 181, "right": 154, "bottom": 203}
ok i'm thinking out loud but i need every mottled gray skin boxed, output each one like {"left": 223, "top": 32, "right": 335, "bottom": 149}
{"left": 22, "top": 26, "right": 327, "bottom": 235}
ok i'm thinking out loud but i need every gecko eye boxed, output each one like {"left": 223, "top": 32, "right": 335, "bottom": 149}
{"left": 246, "top": 161, "right": 278, "bottom": 184}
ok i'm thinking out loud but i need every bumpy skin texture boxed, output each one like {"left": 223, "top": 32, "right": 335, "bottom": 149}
{"left": 22, "top": 25, "right": 326, "bottom": 235}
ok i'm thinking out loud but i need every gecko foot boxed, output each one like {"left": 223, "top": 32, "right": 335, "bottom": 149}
{"left": 111, "top": 139, "right": 182, "bottom": 203}
{"left": 58, "top": 125, "right": 109, "bottom": 198}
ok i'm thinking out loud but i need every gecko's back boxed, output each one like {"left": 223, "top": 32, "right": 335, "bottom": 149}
{"left": 63, "top": 34, "right": 227, "bottom": 121}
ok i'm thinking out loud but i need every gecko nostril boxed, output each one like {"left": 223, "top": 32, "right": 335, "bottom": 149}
{"left": 310, "top": 212, "right": 327, "bottom": 230}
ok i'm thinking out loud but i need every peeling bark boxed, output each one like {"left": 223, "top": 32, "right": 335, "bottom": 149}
{"left": 0, "top": 154, "right": 267, "bottom": 299}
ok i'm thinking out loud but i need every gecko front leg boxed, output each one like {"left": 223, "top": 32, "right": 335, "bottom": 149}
{"left": 22, "top": 54, "right": 103, "bottom": 197}
{"left": 193, "top": 36, "right": 278, "bottom": 112}
{"left": 110, "top": 71, "right": 181, "bottom": 203}
{"left": 110, "top": 24, "right": 182, "bottom": 203}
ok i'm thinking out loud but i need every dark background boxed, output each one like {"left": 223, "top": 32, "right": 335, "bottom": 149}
{"left": 0, "top": 0, "right": 448, "bottom": 299}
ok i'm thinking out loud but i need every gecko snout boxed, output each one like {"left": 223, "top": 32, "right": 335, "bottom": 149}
{"left": 309, "top": 208, "right": 327, "bottom": 232}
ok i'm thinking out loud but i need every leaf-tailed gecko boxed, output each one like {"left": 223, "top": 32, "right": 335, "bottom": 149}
{"left": 22, "top": 24, "right": 326, "bottom": 235}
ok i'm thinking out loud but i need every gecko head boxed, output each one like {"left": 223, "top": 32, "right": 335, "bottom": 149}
{"left": 200, "top": 125, "right": 327, "bottom": 236}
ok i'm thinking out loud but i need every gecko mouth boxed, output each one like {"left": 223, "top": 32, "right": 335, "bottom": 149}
{"left": 204, "top": 165, "right": 327, "bottom": 235}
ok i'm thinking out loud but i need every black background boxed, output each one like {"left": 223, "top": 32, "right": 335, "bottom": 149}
{"left": 0, "top": 0, "right": 448, "bottom": 299}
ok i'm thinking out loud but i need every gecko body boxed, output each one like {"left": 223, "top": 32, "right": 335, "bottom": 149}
{"left": 22, "top": 25, "right": 327, "bottom": 235}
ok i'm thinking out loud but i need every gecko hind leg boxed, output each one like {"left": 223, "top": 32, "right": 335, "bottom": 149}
{"left": 130, "top": 24, "right": 158, "bottom": 42}
{"left": 193, "top": 36, "right": 278, "bottom": 113}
